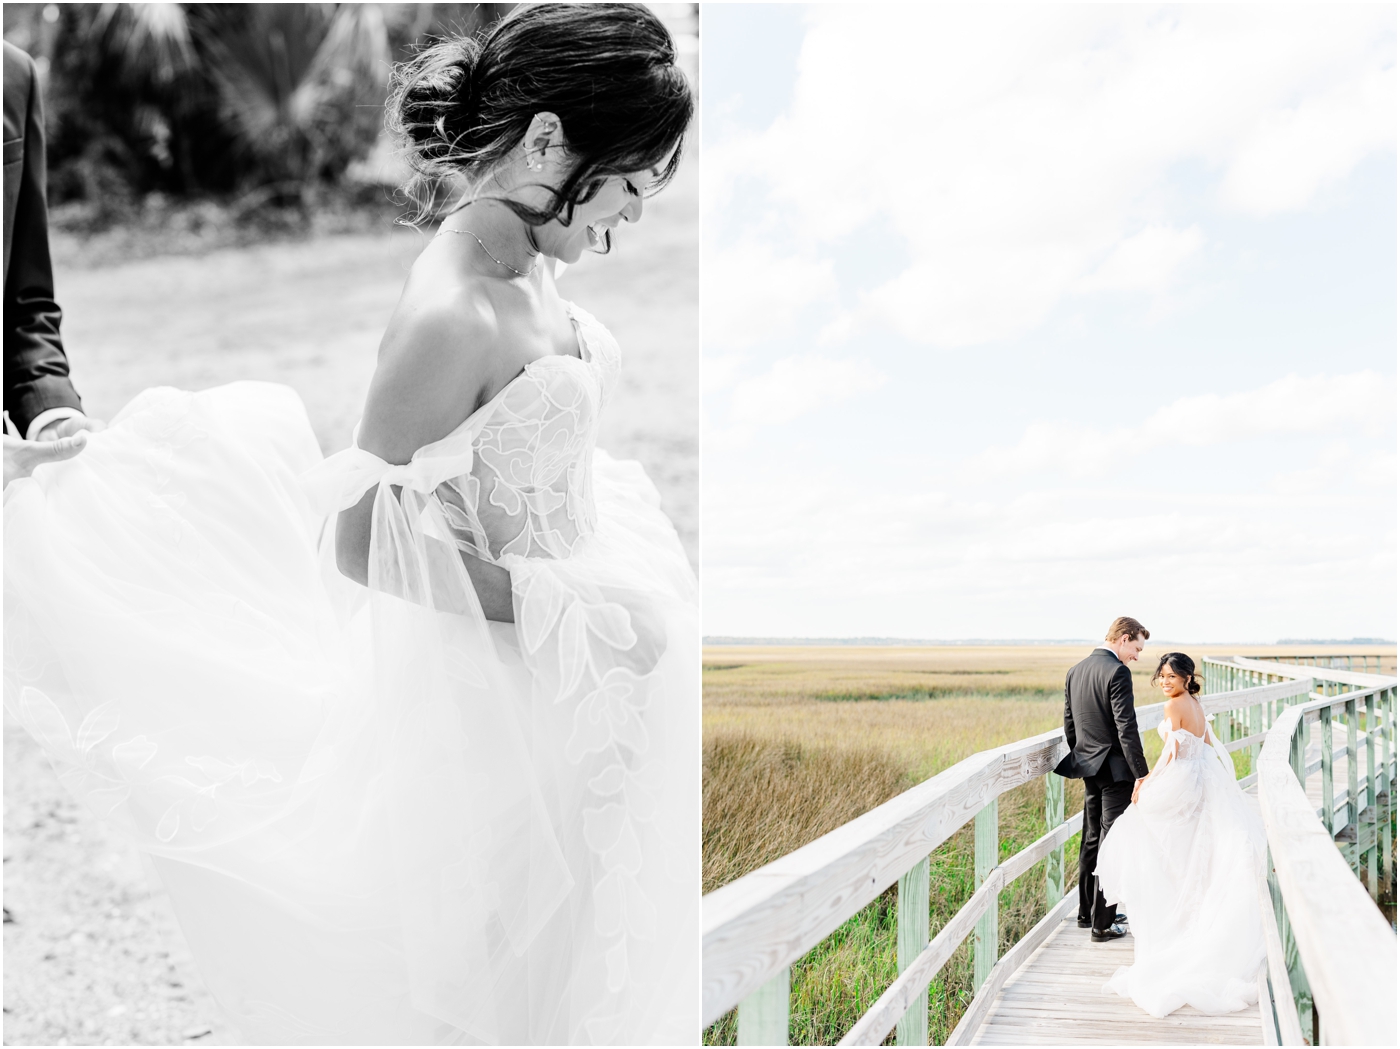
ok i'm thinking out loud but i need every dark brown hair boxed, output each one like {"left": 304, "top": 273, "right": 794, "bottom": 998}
{"left": 1152, "top": 652, "right": 1201, "bottom": 696}
{"left": 1105, "top": 616, "right": 1149, "bottom": 643}
{"left": 387, "top": 3, "right": 693, "bottom": 227}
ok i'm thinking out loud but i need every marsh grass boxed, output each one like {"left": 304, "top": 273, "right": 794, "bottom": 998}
{"left": 703, "top": 758, "right": 1086, "bottom": 1045}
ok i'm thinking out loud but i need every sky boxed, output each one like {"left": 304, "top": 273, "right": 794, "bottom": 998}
{"left": 700, "top": 4, "right": 1397, "bottom": 643}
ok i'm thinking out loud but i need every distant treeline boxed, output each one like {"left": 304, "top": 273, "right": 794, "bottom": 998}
{"left": 1, "top": 3, "right": 512, "bottom": 215}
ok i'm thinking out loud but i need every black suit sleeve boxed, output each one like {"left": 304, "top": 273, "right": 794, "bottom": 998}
{"left": 1109, "top": 663, "right": 1149, "bottom": 778}
{"left": 1062, "top": 673, "right": 1076, "bottom": 751}
{"left": 3, "top": 48, "right": 82, "bottom": 436}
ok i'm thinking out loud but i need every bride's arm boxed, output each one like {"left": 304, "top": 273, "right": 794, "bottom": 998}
{"left": 335, "top": 300, "right": 515, "bottom": 622}
{"left": 1132, "top": 738, "right": 1177, "bottom": 804}
{"left": 1133, "top": 699, "right": 1193, "bottom": 803}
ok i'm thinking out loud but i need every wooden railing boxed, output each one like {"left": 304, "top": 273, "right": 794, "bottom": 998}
{"left": 1208, "top": 656, "right": 1398, "bottom": 1045}
{"left": 702, "top": 671, "right": 1320, "bottom": 1045}
{"left": 1244, "top": 653, "right": 1396, "bottom": 675}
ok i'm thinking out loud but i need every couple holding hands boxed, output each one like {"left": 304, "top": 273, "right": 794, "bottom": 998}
{"left": 3, "top": 40, "right": 101, "bottom": 485}
{"left": 1058, "top": 616, "right": 1268, "bottom": 1019}
{"left": 4, "top": 7, "right": 697, "bottom": 1044}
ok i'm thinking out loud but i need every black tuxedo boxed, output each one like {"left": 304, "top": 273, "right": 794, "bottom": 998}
{"left": 1053, "top": 647, "right": 1150, "bottom": 931}
{"left": 4, "top": 41, "right": 83, "bottom": 437}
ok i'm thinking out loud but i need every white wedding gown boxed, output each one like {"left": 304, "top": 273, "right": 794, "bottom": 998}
{"left": 2, "top": 302, "right": 698, "bottom": 1045}
{"left": 1094, "top": 720, "right": 1266, "bottom": 1018}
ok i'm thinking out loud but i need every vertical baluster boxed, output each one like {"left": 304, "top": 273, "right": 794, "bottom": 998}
{"left": 1384, "top": 688, "right": 1395, "bottom": 895}
{"left": 1320, "top": 707, "right": 1334, "bottom": 834}
{"left": 1365, "top": 693, "right": 1378, "bottom": 900}
{"left": 1346, "top": 697, "right": 1359, "bottom": 875}
{"left": 1269, "top": 844, "right": 1311, "bottom": 1042}
{"left": 737, "top": 969, "right": 789, "bottom": 1045}
{"left": 896, "top": 857, "right": 929, "bottom": 1046}
{"left": 1045, "top": 773, "right": 1064, "bottom": 909}
{"left": 974, "top": 800, "right": 998, "bottom": 989}
{"left": 1249, "top": 697, "right": 1262, "bottom": 776}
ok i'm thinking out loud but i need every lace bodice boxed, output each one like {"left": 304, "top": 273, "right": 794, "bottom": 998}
{"left": 305, "top": 301, "right": 623, "bottom": 566}
{"left": 1157, "top": 721, "right": 1211, "bottom": 761}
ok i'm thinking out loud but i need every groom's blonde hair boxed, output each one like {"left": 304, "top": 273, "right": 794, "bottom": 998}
{"left": 1106, "top": 616, "right": 1149, "bottom": 643}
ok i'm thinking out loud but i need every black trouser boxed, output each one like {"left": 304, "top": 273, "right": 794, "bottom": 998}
{"left": 1078, "top": 766, "right": 1134, "bottom": 931}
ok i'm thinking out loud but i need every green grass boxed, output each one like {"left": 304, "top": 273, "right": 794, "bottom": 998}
{"left": 704, "top": 775, "right": 1085, "bottom": 1045}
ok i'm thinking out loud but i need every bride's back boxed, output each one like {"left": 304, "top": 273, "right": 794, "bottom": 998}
{"left": 1164, "top": 694, "right": 1207, "bottom": 740}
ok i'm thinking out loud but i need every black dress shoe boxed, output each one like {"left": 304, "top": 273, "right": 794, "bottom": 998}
{"left": 1078, "top": 913, "right": 1126, "bottom": 928}
{"left": 1091, "top": 923, "right": 1128, "bottom": 942}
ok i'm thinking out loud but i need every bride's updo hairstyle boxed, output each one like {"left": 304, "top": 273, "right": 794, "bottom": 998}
{"left": 387, "top": 3, "right": 693, "bottom": 226}
{"left": 1152, "top": 652, "right": 1202, "bottom": 696}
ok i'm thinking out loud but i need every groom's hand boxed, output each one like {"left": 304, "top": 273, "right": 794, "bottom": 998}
{"left": 35, "top": 414, "right": 105, "bottom": 441}
{"left": 1131, "top": 777, "right": 1145, "bottom": 804}
{"left": 3, "top": 431, "right": 89, "bottom": 488}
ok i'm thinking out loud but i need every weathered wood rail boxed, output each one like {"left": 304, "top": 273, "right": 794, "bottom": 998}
{"left": 1207, "top": 656, "right": 1397, "bottom": 1045}
{"left": 702, "top": 655, "right": 1397, "bottom": 1046}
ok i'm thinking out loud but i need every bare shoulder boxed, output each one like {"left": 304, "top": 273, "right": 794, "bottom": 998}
{"left": 1163, "top": 694, "right": 1192, "bottom": 728}
{"left": 359, "top": 273, "right": 504, "bottom": 463}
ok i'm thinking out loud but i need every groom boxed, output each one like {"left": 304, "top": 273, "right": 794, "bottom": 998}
{"left": 1053, "top": 616, "right": 1151, "bottom": 942}
{"left": 3, "top": 41, "right": 99, "bottom": 487}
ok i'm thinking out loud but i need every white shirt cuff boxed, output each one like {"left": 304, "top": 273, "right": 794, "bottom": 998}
{"left": 25, "top": 407, "right": 86, "bottom": 441}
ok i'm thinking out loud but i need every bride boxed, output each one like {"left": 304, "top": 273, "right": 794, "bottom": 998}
{"left": 1095, "top": 652, "right": 1266, "bottom": 1018}
{"left": 2, "top": 4, "right": 696, "bottom": 1044}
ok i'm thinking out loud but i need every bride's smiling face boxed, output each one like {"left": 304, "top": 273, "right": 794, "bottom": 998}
{"left": 1156, "top": 667, "right": 1188, "bottom": 698}
{"left": 534, "top": 168, "right": 654, "bottom": 263}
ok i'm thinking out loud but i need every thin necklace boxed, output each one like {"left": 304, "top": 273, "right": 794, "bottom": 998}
{"left": 437, "top": 226, "right": 538, "bottom": 277}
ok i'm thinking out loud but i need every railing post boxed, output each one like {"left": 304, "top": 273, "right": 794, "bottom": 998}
{"left": 1365, "top": 693, "right": 1378, "bottom": 901}
{"left": 973, "top": 800, "right": 998, "bottom": 989}
{"left": 1384, "top": 688, "right": 1395, "bottom": 895}
{"left": 1320, "top": 708, "right": 1334, "bottom": 835}
{"left": 1249, "top": 697, "right": 1262, "bottom": 775}
{"left": 1269, "top": 844, "right": 1313, "bottom": 1042}
{"left": 896, "top": 857, "right": 929, "bottom": 1046}
{"left": 1346, "top": 697, "right": 1359, "bottom": 876}
{"left": 1045, "top": 773, "right": 1064, "bottom": 909}
{"left": 737, "top": 969, "right": 789, "bottom": 1045}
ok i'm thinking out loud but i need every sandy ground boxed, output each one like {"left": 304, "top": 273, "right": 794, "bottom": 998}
{"left": 4, "top": 150, "right": 696, "bottom": 1045}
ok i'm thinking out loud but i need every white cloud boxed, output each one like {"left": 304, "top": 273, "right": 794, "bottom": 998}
{"left": 1221, "top": 66, "right": 1397, "bottom": 216}
{"left": 701, "top": 466, "right": 1396, "bottom": 639}
{"left": 703, "top": 238, "right": 837, "bottom": 349}
{"left": 972, "top": 372, "right": 1396, "bottom": 478}
{"left": 1075, "top": 225, "right": 1205, "bottom": 295}
{"left": 706, "top": 5, "right": 1396, "bottom": 349}
{"left": 709, "top": 354, "right": 886, "bottom": 449}
{"left": 702, "top": 354, "right": 744, "bottom": 394}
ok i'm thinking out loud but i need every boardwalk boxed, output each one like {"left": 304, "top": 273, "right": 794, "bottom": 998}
{"left": 703, "top": 660, "right": 1397, "bottom": 1047}
{"left": 968, "top": 920, "right": 1263, "bottom": 1045}
{"left": 967, "top": 735, "right": 1363, "bottom": 1045}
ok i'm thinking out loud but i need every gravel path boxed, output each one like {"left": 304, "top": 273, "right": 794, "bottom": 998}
{"left": 5, "top": 154, "right": 696, "bottom": 1046}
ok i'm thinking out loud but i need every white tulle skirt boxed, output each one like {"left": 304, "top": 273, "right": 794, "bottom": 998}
{"left": 3, "top": 382, "right": 698, "bottom": 1045}
{"left": 1095, "top": 727, "right": 1266, "bottom": 1018}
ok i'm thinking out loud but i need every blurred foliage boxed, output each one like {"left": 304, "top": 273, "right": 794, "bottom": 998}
{"left": 1, "top": 3, "right": 512, "bottom": 227}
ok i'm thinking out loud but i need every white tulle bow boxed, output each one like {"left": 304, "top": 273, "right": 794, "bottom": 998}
{"left": 301, "top": 438, "right": 474, "bottom": 515}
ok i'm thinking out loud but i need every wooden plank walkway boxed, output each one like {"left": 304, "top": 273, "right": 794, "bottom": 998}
{"left": 969, "top": 919, "right": 1264, "bottom": 1045}
{"left": 972, "top": 730, "right": 1368, "bottom": 1045}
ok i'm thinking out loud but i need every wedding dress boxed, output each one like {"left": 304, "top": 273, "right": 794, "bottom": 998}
{"left": 1094, "top": 719, "right": 1266, "bottom": 1018}
{"left": 2, "top": 302, "right": 698, "bottom": 1045}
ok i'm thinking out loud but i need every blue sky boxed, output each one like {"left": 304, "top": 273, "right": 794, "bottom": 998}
{"left": 700, "top": 4, "right": 1396, "bottom": 642}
